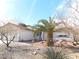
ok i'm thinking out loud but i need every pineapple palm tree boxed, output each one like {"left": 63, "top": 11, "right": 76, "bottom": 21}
{"left": 33, "top": 17, "right": 56, "bottom": 46}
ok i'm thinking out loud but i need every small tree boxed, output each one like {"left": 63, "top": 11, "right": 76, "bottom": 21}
{"left": 0, "top": 31, "right": 15, "bottom": 48}
{"left": 59, "top": 20, "right": 79, "bottom": 45}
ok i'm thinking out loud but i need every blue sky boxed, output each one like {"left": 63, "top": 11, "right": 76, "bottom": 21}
{"left": 0, "top": 0, "right": 63, "bottom": 25}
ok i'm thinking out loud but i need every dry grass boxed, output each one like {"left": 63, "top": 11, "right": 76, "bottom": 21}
{"left": 0, "top": 41, "right": 79, "bottom": 59}
{"left": 33, "top": 41, "right": 79, "bottom": 59}
{"left": 0, "top": 42, "right": 45, "bottom": 59}
{"left": 33, "top": 41, "right": 47, "bottom": 48}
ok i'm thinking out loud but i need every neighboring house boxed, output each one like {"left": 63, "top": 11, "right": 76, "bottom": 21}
{"left": 0, "top": 23, "right": 34, "bottom": 42}
{"left": 40, "top": 32, "right": 73, "bottom": 42}
{"left": 40, "top": 22, "right": 74, "bottom": 42}
{"left": 53, "top": 32, "right": 73, "bottom": 41}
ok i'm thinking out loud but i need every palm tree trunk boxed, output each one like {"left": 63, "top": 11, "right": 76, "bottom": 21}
{"left": 46, "top": 31, "right": 54, "bottom": 46}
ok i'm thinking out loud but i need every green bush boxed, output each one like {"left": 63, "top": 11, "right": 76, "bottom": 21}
{"left": 44, "top": 47, "right": 69, "bottom": 59}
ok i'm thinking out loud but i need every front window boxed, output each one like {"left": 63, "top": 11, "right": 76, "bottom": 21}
{"left": 58, "top": 35, "right": 69, "bottom": 38}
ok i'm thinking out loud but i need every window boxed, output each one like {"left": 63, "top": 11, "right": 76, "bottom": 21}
{"left": 58, "top": 35, "right": 69, "bottom": 38}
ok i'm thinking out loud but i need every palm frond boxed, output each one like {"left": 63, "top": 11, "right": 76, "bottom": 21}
{"left": 38, "top": 19, "right": 49, "bottom": 26}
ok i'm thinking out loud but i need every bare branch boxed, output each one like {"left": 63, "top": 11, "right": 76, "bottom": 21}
{"left": 0, "top": 32, "right": 15, "bottom": 47}
{"left": 8, "top": 35, "right": 15, "bottom": 45}
{"left": 0, "top": 34, "right": 7, "bottom": 45}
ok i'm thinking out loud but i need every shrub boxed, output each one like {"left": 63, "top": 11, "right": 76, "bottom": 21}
{"left": 44, "top": 47, "right": 69, "bottom": 59}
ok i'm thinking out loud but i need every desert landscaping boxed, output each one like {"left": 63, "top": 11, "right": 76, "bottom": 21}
{"left": 0, "top": 0, "right": 79, "bottom": 59}
{"left": 0, "top": 40, "right": 78, "bottom": 59}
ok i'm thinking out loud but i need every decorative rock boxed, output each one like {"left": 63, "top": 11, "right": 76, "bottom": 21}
{"left": 36, "top": 48, "right": 40, "bottom": 50}
{"left": 33, "top": 51, "right": 37, "bottom": 55}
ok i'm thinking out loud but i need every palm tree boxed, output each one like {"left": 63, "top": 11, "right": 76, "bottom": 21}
{"left": 33, "top": 17, "right": 56, "bottom": 46}
{"left": 31, "top": 26, "right": 41, "bottom": 42}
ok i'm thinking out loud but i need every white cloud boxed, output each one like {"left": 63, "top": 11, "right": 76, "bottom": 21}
{"left": 56, "top": 4, "right": 64, "bottom": 10}
{"left": 56, "top": 0, "right": 67, "bottom": 11}
{"left": 56, "top": 4, "right": 62, "bottom": 10}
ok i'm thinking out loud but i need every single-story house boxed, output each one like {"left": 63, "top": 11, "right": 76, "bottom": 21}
{"left": 0, "top": 21, "right": 77, "bottom": 42}
{"left": 0, "top": 23, "right": 34, "bottom": 42}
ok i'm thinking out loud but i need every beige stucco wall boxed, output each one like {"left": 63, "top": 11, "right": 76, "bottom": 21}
{"left": 18, "top": 30, "right": 34, "bottom": 41}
